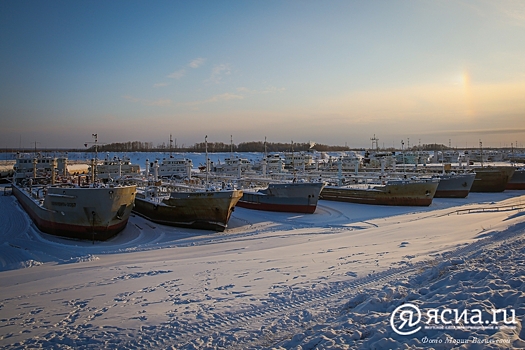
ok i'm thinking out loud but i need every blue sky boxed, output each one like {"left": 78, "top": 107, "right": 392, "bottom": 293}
{"left": 1, "top": 0, "right": 524, "bottom": 149}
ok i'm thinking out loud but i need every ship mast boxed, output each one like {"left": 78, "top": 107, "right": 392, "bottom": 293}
{"left": 370, "top": 134, "right": 379, "bottom": 152}
{"left": 479, "top": 140, "right": 484, "bottom": 168}
{"left": 230, "top": 135, "right": 233, "bottom": 157}
{"left": 32, "top": 141, "right": 40, "bottom": 154}
{"left": 401, "top": 139, "right": 406, "bottom": 175}
{"left": 441, "top": 144, "right": 445, "bottom": 175}
{"left": 291, "top": 140, "right": 296, "bottom": 181}
{"left": 169, "top": 134, "right": 173, "bottom": 158}
{"left": 205, "top": 135, "right": 209, "bottom": 189}
{"left": 93, "top": 134, "right": 98, "bottom": 183}
{"left": 263, "top": 136, "right": 268, "bottom": 177}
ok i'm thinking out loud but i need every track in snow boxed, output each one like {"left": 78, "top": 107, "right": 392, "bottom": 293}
{"left": 168, "top": 217, "right": 525, "bottom": 349}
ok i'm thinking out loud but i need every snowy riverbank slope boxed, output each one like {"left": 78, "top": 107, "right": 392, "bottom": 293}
{"left": 1, "top": 187, "right": 524, "bottom": 349}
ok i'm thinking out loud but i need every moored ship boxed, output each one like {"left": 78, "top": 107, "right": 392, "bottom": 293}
{"left": 506, "top": 168, "right": 525, "bottom": 190}
{"left": 132, "top": 159, "right": 243, "bottom": 231}
{"left": 95, "top": 154, "right": 141, "bottom": 180}
{"left": 133, "top": 184, "right": 243, "bottom": 232}
{"left": 470, "top": 166, "right": 515, "bottom": 192}
{"left": 153, "top": 156, "right": 193, "bottom": 179}
{"left": 320, "top": 178, "right": 439, "bottom": 206}
{"left": 12, "top": 153, "right": 136, "bottom": 240}
{"left": 211, "top": 155, "right": 253, "bottom": 176}
{"left": 237, "top": 181, "right": 325, "bottom": 214}
{"left": 433, "top": 172, "right": 476, "bottom": 198}
{"left": 0, "top": 162, "right": 14, "bottom": 182}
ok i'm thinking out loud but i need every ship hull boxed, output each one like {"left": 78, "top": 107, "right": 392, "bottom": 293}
{"left": 506, "top": 168, "right": 525, "bottom": 190}
{"left": 133, "top": 189, "right": 243, "bottom": 232}
{"left": 320, "top": 180, "right": 439, "bottom": 206}
{"left": 470, "top": 167, "right": 515, "bottom": 192}
{"left": 434, "top": 173, "right": 476, "bottom": 198}
{"left": 12, "top": 184, "right": 136, "bottom": 240}
{"left": 237, "top": 182, "right": 325, "bottom": 214}
{"left": 237, "top": 196, "right": 316, "bottom": 214}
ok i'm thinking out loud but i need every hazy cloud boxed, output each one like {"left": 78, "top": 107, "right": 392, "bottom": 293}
{"left": 123, "top": 95, "right": 172, "bottom": 107}
{"left": 122, "top": 95, "right": 140, "bottom": 103}
{"left": 207, "top": 64, "right": 231, "bottom": 84}
{"left": 261, "top": 86, "right": 286, "bottom": 94}
{"left": 166, "top": 58, "right": 205, "bottom": 81}
{"left": 236, "top": 86, "right": 285, "bottom": 94}
{"left": 146, "top": 99, "right": 172, "bottom": 106}
{"left": 500, "top": 4, "right": 525, "bottom": 26}
{"left": 189, "top": 57, "right": 206, "bottom": 68}
{"left": 167, "top": 69, "right": 186, "bottom": 79}
{"left": 179, "top": 92, "right": 244, "bottom": 107}
{"left": 209, "top": 93, "right": 244, "bottom": 102}
{"left": 153, "top": 82, "right": 169, "bottom": 88}
{"left": 177, "top": 85, "right": 284, "bottom": 108}
{"left": 467, "top": 1, "right": 525, "bottom": 27}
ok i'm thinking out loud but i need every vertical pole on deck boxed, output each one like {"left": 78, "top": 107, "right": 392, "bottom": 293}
{"left": 205, "top": 135, "right": 209, "bottom": 189}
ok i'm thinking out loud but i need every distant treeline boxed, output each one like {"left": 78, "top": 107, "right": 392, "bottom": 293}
{"left": 379, "top": 143, "right": 454, "bottom": 152}
{"left": 3, "top": 142, "right": 514, "bottom": 154}
{"left": 82, "top": 141, "right": 465, "bottom": 153}
{"left": 84, "top": 141, "right": 351, "bottom": 153}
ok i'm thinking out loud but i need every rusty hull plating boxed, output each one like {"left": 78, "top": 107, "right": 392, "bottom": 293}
{"left": 320, "top": 179, "right": 439, "bottom": 206}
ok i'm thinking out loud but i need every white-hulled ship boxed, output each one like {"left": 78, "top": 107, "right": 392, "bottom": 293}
{"left": 149, "top": 156, "right": 193, "bottom": 179}
{"left": 154, "top": 133, "right": 194, "bottom": 179}
{"left": 284, "top": 151, "right": 316, "bottom": 172}
{"left": 12, "top": 152, "right": 136, "bottom": 241}
{"left": 94, "top": 154, "right": 141, "bottom": 181}
{"left": 252, "top": 153, "right": 286, "bottom": 174}
{"left": 210, "top": 155, "right": 253, "bottom": 176}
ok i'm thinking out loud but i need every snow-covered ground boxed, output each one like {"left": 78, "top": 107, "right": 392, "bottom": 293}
{"left": 1, "top": 185, "right": 525, "bottom": 349}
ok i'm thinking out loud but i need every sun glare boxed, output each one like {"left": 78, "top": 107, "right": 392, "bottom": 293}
{"left": 461, "top": 69, "right": 475, "bottom": 118}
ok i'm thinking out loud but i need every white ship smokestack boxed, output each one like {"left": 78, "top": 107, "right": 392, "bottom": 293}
{"left": 153, "top": 160, "right": 159, "bottom": 182}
